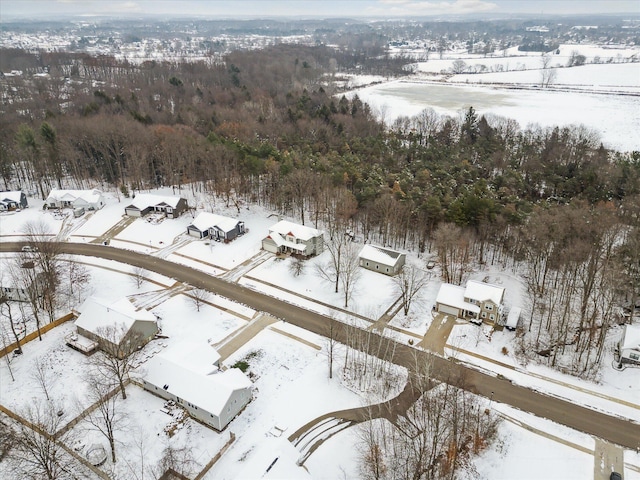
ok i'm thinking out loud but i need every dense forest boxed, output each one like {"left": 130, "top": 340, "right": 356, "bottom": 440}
{"left": 1, "top": 44, "right": 639, "bottom": 376}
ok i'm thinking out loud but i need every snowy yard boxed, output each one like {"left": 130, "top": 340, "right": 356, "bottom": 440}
{"left": 1, "top": 184, "right": 640, "bottom": 479}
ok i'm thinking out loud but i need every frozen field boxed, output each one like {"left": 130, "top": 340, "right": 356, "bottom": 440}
{"left": 349, "top": 43, "right": 640, "bottom": 152}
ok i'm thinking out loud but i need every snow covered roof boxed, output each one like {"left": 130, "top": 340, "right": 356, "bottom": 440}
{"left": 156, "top": 341, "right": 221, "bottom": 375}
{"left": 127, "top": 193, "right": 183, "bottom": 210}
{"left": 190, "top": 212, "right": 241, "bottom": 233}
{"left": 144, "top": 354, "right": 251, "bottom": 417}
{"left": 74, "top": 296, "right": 156, "bottom": 343}
{"left": 266, "top": 232, "right": 307, "bottom": 252}
{"left": 465, "top": 280, "right": 504, "bottom": 305}
{"left": 46, "top": 189, "right": 103, "bottom": 204}
{"left": 268, "top": 220, "right": 323, "bottom": 241}
{"left": 506, "top": 307, "right": 522, "bottom": 328}
{"left": 436, "top": 283, "right": 480, "bottom": 314}
{"left": 358, "top": 245, "right": 404, "bottom": 267}
{"left": 621, "top": 324, "right": 640, "bottom": 351}
{"left": 0, "top": 191, "right": 23, "bottom": 202}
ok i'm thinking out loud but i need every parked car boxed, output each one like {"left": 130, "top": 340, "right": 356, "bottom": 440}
{"left": 426, "top": 260, "right": 436, "bottom": 269}
{"left": 21, "top": 245, "right": 37, "bottom": 252}
{"left": 610, "top": 472, "right": 622, "bottom": 480}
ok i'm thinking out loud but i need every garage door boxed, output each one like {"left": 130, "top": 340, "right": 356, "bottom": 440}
{"left": 437, "top": 304, "right": 459, "bottom": 317}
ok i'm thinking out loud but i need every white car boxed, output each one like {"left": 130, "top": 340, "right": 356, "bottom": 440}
{"left": 21, "top": 245, "right": 37, "bottom": 252}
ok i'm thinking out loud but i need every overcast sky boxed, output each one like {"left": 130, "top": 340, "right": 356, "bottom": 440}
{"left": 2, "top": 0, "right": 639, "bottom": 19}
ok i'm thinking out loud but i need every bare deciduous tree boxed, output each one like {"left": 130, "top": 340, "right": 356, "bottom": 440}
{"left": 82, "top": 373, "right": 126, "bottom": 465}
{"left": 189, "top": 287, "right": 211, "bottom": 312}
{"left": 90, "top": 324, "right": 146, "bottom": 400}
{"left": 31, "top": 355, "right": 53, "bottom": 401}
{"left": 6, "top": 400, "right": 76, "bottom": 480}
{"left": 393, "top": 265, "right": 429, "bottom": 316}
{"left": 130, "top": 265, "right": 146, "bottom": 290}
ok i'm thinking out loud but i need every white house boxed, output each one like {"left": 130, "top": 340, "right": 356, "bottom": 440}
{"left": 615, "top": 324, "right": 640, "bottom": 366}
{"left": 142, "top": 344, "right": 252, "bottom": 431}
{"left": 262, "top": 220, "right": 324, "bottom": 258}
{"left": 358, "top": 245, "right": 406, "bottom": 276}
{"left": 435, "top": 280, "right": 505, "bottom": 325}
{"left": 45, "top": 189, "right": 105, "bottom": 210}
{"left": 187, "top": 212, "right": 246, "bottom": 241}
{"left": 73, "top": 297, "right": 158, "bottom": 357}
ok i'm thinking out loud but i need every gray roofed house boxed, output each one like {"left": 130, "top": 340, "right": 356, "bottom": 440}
{"left": 358, "top": 245, "right": 406, "bottom": 276}
{"left": 124, "top": 193, "right": 188, "bottom": 219}
{"left": 0, "top": 191, "right": 27, "bottom": 210}
{"left": 187, "top": 212, "right": 245, "bottom": 241}
{"left": 73, "top": 296, "right": 158, "bottom": 357}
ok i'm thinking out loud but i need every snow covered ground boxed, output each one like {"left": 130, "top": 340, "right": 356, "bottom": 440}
{"left": 2, "top": 186, "right": 640, "bottom": 479}
{"left": 348, "top": 43, "right": 640, "bottom": 152}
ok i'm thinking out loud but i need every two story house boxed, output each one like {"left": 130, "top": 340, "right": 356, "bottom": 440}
{"left": 435, "top": 279, "right": 505, "bottom": 325}
{"left": 262, "top": 220, "right": 324, "bottom": 258}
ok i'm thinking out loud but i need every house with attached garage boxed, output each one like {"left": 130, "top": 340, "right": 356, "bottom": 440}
{"left": 435, "top": 280, "right": 505, "bottom": 325}
{"left": 615, "top": 324, "right": 640, "bottom": 367}
{"left": 142, "top": 343, "right": 252, "bottom": 431}
{"left": 187, "top": 212, "right": 246, "bottom": 241}
{"left": 0, "top": 191, "right": 28, "bottom": 211}
{"left": 358, "top": 244, "right": 406, "bottom": 276}
{"left": 124, "top": 193, "right": 188, "bottom": 219}
{"left": 262, "top": 220, "right": 324, "bottom": 258}
{"left": 45, "top": 189, "right": 105, "bottom": 210}
{"left": 72, "top": 296, "right": 158, "bottom": 357}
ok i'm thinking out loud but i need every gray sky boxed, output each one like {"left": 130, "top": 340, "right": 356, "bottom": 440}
{"left": 1, "top": 0, "right": 639, "bottom": 19}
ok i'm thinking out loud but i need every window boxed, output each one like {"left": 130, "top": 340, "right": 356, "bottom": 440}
{"left": 486, "top": 304, "right": 493, "bottom": 310}
{"left": 490, "top": 314, "right": 495, "bottom": 321}
{"left": 481, "top": 312, "right": 487, "bottom": 318}
{"left": 630, "top": 353, "right": 639, "bottom": 360}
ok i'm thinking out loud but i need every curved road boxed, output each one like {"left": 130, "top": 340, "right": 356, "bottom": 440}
{"left": 3, "top": 241, "right": 639, "bottom": 449}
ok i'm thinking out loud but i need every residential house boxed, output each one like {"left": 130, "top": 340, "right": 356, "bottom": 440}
{"left": 187, "top": 212, "right": 245, "bottom": 241}
{"left": 262, "top": 220, "right": 324, "bottom": 258}
{"left": 615, "top": 324, "right": 640, "bottom": 366}
{"left": 124, "top": 193, "right": 188, "bottom": 219}
{"left": 73, "top": 296, "right": 158, "bottom": 357}
{"left": 0, "top": 191, "right": 28, "bottom": 211}
{"left": 435, "top": 280, "right": 505, "bottom": 325}
{"left": 45, "top": 189, "right": 105, "bottom": 210}
{"left": 359, "top": 245, "right": 406, "bottom": 276}
{"left": 142, "top": 343, "right": 252, "bottom": 431}
{"left": 0, "top": 269, "right": 45, "bottom": 302}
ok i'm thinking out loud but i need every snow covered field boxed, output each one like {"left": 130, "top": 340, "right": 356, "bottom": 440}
{"left": 2, "top": 186, "right": 640, "bottom": 479}
{"left": 348, "top": 43, "right": 640, "bottom": 152}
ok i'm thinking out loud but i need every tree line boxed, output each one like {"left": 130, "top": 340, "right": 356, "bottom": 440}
{"left": 1, "top": 44, "right": 639, "bottom": 376}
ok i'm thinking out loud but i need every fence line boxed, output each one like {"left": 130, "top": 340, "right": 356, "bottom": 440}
{"left": 0, "top": 312, "right": 76, "bottom": 358}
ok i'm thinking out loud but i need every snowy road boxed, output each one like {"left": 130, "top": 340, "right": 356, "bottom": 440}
{"left": 1, "top": 241, "right": 638, "bottom": 450}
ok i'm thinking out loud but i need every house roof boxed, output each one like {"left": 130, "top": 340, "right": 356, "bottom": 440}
{"left": 266, "top": 232, "right": 307, "bottom": 252}
{"left": 436, "top": 283, "right": 480, "bottom": 314}
{"left": 190, "top": 212, "right": 241, "bottom": 233}
{"left": 359, "top": 245, "right": 404, "bottom": 267}
{"left": 0, "top": 191, "right": 23, "bottom": 202}
{"left": 144, "top": 354, "right": 251, "bottom": 417}
{"left": 465, "top": 280, "right": 505, "bottom": 305}
{"left": 74, "top": 296, "right": 156, "bottom": 343}
{"left": 621, "top": 324, "right": 640, "bottom": 351}
{"left": 158, "top": 341, "right": 221, "bottom": 375}
{"left": 126, "top": 193, "right": 184, "bottom": 210}
{"left": 268, "top": 220, "right": 322, "bottom": 241}
{"left": 46, "top": 189, "right": 103, "bottom": 204}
